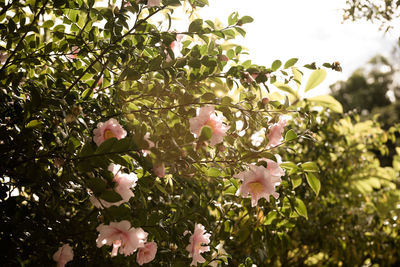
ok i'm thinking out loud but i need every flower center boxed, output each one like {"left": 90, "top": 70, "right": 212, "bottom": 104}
{"left": 104, "top": 129, "right": 115, "bottom": 140}
{"left": 248, "top": 182, "right": 265, "bottom": 194}
{"left": 205, "top": 119, "right": 217, "bottom": 131}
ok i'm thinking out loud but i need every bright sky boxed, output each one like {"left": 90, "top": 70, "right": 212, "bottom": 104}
{"left": 193, "top": 0, "right": 398, "bottom": 94}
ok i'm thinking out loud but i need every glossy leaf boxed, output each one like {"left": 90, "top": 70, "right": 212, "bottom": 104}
{"left": 307, "top": 95, "right": 343, "bottom": 113}
{"left": 306, "top": 172, "right": 321, "bottom": 196}
{"left": 304, "top": 69, "right": 326, "bottom": 92}
{"left": 295, "top": 198, "right": 308, "bottom": 219}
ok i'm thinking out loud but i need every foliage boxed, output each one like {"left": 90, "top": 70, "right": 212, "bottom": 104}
{"left": 343, "top": 0, "right": 400, "bottom": 31}
{"left": 277, "top": 110, "right": 400, "bottom": 265}
{"left": 0, "top": 0, "right": 399, "bottom": 266}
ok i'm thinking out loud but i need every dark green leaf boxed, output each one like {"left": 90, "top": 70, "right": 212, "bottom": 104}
{"left": 100, "top": 190, "right": 123, "bottom": 203}
{"left": 188, "top": 19, "right": 203, "bottom": 32}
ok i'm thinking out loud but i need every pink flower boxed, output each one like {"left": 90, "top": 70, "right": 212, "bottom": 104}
{"left": 96, "top": 220, "right": 148, "bottom": 256}
{"left": 147, "top": 0, "right": 161, "bottom": 7}
{"left": 53, "top": 244, "right": 74, "bottom": 267}
{"left": 189, "top": 106, "right": 229, "bottom": 146}
{"left": 166, "top": 34, "right": 184, "bottom": 62}
{"left": 234, "top": 164, "right": 281, "bottom": 207}
{"left": 153, "top": 162, "right": 165, "bottom": 178}
{"left": 93, "top": 118, "right": 127, "bottom": 146}
{"left": 258, "top": 157, "right": 285, "bottom": 179}
{"left": 186, "top": 223, "right": 211, "bottom": 266}
{"left": 90, "top": 164, "right": 137, "bottom": 208}
{"left": 142, "top": 132, "right": 155, "bottom": 156}
{"left": 66, "top": 46, "right": 79, "bottom": 60}
{"left": 170, "top": 34, "right": 183, "bottom": 57}
{"left": 266, "top": 117, "right": 287, "bottom": 148}
{"left": 136, "top": 242, "right": 157, "bottom": 265}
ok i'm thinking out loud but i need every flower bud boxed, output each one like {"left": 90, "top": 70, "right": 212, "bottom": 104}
{"left": 262, "top": 97, "right": 269, "bottom": 105}
{"left": 153, "top": 162, "right": 165, "bottom": 178}
{"left": 218, "top": 55, "right": 229, "bottom": 62}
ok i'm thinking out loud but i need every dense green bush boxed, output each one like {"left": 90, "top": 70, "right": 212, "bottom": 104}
{"left": 0, "top": 0, "right": 399, "bottom": 266}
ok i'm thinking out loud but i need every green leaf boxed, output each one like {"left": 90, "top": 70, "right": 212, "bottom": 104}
{"left": 307, "top": 95, "right": 343, "bottom": 113}
{"left": 26, "top": 119, "right": 43, "bottom": 128}
{"left": 235, "top": 27, "right": 246, "bottom": 37}
{"left": 280, "top": 162, "right": 299, "bottom": 175}
{"left": 205, "top": 20, "right": 215, "bottom": 29}
{"left": 207, "top": 167, "right": 221, "bottom": 177}
{"left": 100, "top": 190, "right": 123, "bottom": 202}
{"left": 224, "top": 185, "right": 237, "bottom": 195}
{"left": 305, "top": 172, "right": 321, "bottom": 196}
{"left": 81, "top": 88, "right": 93, "bottom": 99}
{"left": 79, "top": 143, "right": 95, "bottom": 158}
{"left": 301, "top": 162, "right": 319, "bottom": 172}
{"left": 291, "top": 176, "right": 302, "bottom": 189}
{"left": 245, "top": 257, "right": 253, "bottom": 266}
{"left": 164, "top": 0, "right": 181, "bottom": 6}
{"left": 242, "top": 59, "right": 251, "bottom": 68}
{"left": 228, "top": 12, "right": 238, "bottom": 25}
{"left": 284, "top": 58, "right": 298, "bottom": 69}
{"left": 285, "top": 129, "right": 297, "bottom": 142}
{"left": 393, "top": 155, "right": 400, "bottom": 171}
{"left": 264, "top": 210, "right": 277, "bottom": 225}
{"left": 227, "top": 49, "right": 235, "bottom": 59}
{"left": 43, "top": 20, "right": 54, "bottom": 28}
{"left": 155, "top": 181, "right": 168, "bottom": 195}
{"left": 221, "top": 96, "right": 232, "bottom": 106}
{"left": 112, "top": 138, "right": 138, "bottom": 153}
{"left": 295, "top": 198, "right": 308, "bottom": 219}
{"left": 87, "top": 177, "right": 107, "bottom": 195}
{"left": 201, "top": 92, "right": 215, "bottom": 101}
{"left": 271, "top": 60, "right": 282, "bottom": 71}
{"left": 230, "top": 178, "right": 239, "bottom": 189}
{"left": 269, "top": 100, "right": 281, "bottom": 108}
{"left": 95, "top": 138, "right": 118, "bottom": 154}
{"left": 189, "top": 19, "right": 203, "bottom": 32}
{"left": 304, "top": 69, "right": 326, "bottom": 92}
{"left": 273, "top": 82, "right": 297, "bottom": 97}
{"left": 292, "top": 67, "right": 302, "bottom": 88}
{"left": 239, "top": 16, "right": 254, "bottom": 24}
{"left": 121, "top": 68, "right": 141, "bottom": 81}
{"left": 199, "top": 126, "right": 212, "bottom": 141}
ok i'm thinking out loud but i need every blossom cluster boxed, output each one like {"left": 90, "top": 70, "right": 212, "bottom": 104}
{"left": 53, "top": 101, "right": 288, "bottom": 265}
{"left": 190, "top": 106, "right": 286, "bottom": 206}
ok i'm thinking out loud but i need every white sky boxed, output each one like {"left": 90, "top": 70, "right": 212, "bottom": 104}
{"left": 193, "top": 0, "right": 398, "bottom": 94}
